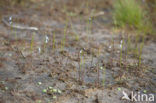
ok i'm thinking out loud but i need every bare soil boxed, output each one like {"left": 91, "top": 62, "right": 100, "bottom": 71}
{"left": 0, "top": 0, "right": 155, "bottom": 103}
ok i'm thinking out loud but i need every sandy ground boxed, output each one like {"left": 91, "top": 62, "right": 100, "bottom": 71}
{"left": 0, "top": 0, "right": 155, "bottom": 103}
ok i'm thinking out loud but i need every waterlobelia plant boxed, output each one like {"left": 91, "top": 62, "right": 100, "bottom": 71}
{"left": 78, "top": 50, "right": 81, "bottom": 82}
{"left": 97, "top": 46, "right": 101, "bottom": 86}
{"left": 91, "top": 48, "right": 94, "bottom": 67}
{"left": 30, "top": 33, "right": 35, "bottom": 52}
{"left": 43, "top": 35, "right": 49, "bottom": 53}
{"left": 81, "top": 50, "right": 86, "bottom": 83}
{"left": 69, "top": 19, "right": 79, "bottom": 41}
{"left": 9, "top": 16, "right": 17, "bottom": 39}
{"left": 38, "top": 47, "right": 41, "bottom": 54}
{"left": 52, "top": 32, "right": 56, "bottom": 51}
{"left": 61, "top": 20, "right": 68, "bottom": 51}
{"left": 78, "top": 49, "right": 84, "bottom": 82}
{"left": 119, "top": 40, "right": 123, "bottom": 67}
{"left": 100, "top": 64, "right": 106, "bottom": 87}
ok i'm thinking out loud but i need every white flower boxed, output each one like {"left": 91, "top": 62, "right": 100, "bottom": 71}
{"left": 120, "top": 40, "right": 123, "bottom": 44}
{"left": 9, "top": 16, "right": 12, "bottom": 21}
{"left": 109, "top": 45, "right": 112, "bottom": 49}
{"left": 38, "top": 47, "right": 41, "bottom": 53}
{"left": 45, "top": 35, "right": 49, "bottom": 43}
{"left": 80, "top": 50, "right": 83, "bottom": 54}
{"left": 100, "top": 66, "right": 103, "bottom": 70}
{"left": 120, "top": 44, "right": 122, "bottom": 48}
{"left": 9, "top": 16, "right": 12, "bottom": 24}
{"left": 120, "top": 40, "right": 123, "bottom": 48}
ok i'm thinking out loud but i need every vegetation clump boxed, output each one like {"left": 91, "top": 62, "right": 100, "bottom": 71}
{"left": 113, "top": 0, "right": 152, "bottom": 35}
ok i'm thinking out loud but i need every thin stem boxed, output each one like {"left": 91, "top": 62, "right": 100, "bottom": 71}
{"left": 78, "top": 50, "right": 81, "bottom": 81}
{"left": 61, "top": 19, "right": 68, "bottom": 51}
{"left": 30, "top": 33, "right": 34, "bottom": 52}
{"left": 52, "top": 32, "right": 56, "bottom": 51}
{"left": 91, "top": 48, "right": 93, "bottom": 67}
{"left": 97, "top": 47, "right": 100, "bottom": 86}
{"left": 120, "top": 40, "right": 123, "bottom": 67}
{"left": 103, "top": 64, "right": 106, "bottom": 87}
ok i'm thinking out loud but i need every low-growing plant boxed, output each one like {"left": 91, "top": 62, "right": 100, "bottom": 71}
{"left": 113, "top": 0, "right": 152, "bottom": 34}
{"left": 78, "top": 49, "right": 85, "bottom": 83}
{"left": 78, "top": 50, "right": 81, "bottom": 82}
{"left": 9, "top": 16, "right": 17, "bottom": 39}
{"left": 43, "top": 35, "right": 49, "bottom": 53}
{"left": 91, "top": 48, "right": 94, "bottom": 67}
{"left": 61, "top": 20, "right": 68, "bottom": 51}
{"left": 52, "top": 32, "right": 56, "bottom": 51}
{"left": 119, "top": 40, "right": 123, "bottom": 67}
{"left": 70, "top": 22, "right": 79, "bottom": 41}
{"left": 30, "top": 33, "right": 35, "bottom": 52}
{"left": 14, "top": 27, "right": 17, "bottom": 39}
{"left": 86, "top": 17, "right": 92, "bottom": 35}
{"left": 102, "top": 64, "right": 106, "bottom": 87}
{"left": 97, "top": 46, "right": 101, "bottom": 86}
{"left": 81, "top": 51, "right": 86, "bottom": 83}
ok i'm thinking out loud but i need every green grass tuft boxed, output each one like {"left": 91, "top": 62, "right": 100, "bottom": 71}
{"left": 113, "top": 0, "right": 152, "bottom": 34}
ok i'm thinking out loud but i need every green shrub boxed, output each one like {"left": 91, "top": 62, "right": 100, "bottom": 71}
{"left": 113, "top": 0, "right": 152, "bottom": 34}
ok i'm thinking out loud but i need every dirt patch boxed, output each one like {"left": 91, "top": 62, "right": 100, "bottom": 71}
{"left": 0, "top": 0, "right": 155, "bottom": 103}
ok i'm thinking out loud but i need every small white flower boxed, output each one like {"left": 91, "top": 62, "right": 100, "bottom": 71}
{"left": 38, "top": 47, "right": 41, "bottom": 53}
{"left": 9, "top": 16, "right": 12, "bottom": 21}
{"left": 100, "top": 66, "right": 103, "bottom": 70}
{"left": 120, "top": 44, "right": 122, "bottom": 48}
{"left": 80, "top": 50, "right": 83, "bottom": 54}
{"left": 45, "top": 35, "right": 49, "bottom": 43}
{"left": 5, "top": 87, "right": 8, "bottom": 90}
{"left": 120, "top": 40, "right": 123, "bottom": 44}
{"left": 109, "top": 45, "right": 112, "bottom": 49}
{"left": 9, "top": 16, "right": 12, "bottom": 24}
